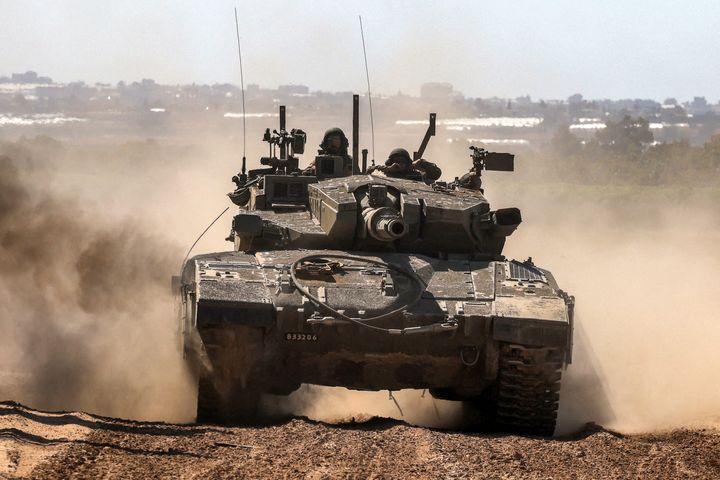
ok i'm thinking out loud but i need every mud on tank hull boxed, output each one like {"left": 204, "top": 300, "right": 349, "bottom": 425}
{"left": 179, "top": 249, "right": 574, "bottom": 436}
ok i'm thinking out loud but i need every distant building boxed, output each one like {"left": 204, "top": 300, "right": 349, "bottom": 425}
{"left": 567, "top": 93, "right": 584, "bottom": 105}
{"left": 278, "top": 84, "right": 309, "bottom": 95}
{"left": 420, "top": 82, "right": 454, "bottom": 99}
{"left": 7, "top": 71, "right": 52, "bottom": 84}
{"left": 687, "top": 96, "right": 711, "bottom": 115}
{"left": 12, "top": 71, "right": 38, "bottom": 83}
{"left": 514, "top": 95, "right": 532, "bottom": 106}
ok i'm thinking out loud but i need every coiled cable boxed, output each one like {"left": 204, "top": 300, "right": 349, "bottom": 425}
{"left": 289, "top": 253, "right": 453, "bottom": 335}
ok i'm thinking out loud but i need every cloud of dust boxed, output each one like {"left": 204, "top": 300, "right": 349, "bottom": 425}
{"left": 502, "top": 191, "right": 720, "bottom": 434}
{"left": 0, "top": 153, "right": 195, "bottom": 422}
{"left": 267, "top": 386, "right": 463, "bottom": 429}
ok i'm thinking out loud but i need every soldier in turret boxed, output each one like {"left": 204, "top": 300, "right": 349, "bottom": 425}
{"left": 320, "top": 128, "right": 350, "bottom": 156}
{"left": 368, "top": 148, "right": 442, "bottom": 184}
{"left": 302, "top": 127, "right": 353, "bottom": 175}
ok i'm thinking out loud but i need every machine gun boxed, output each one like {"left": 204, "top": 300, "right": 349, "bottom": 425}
{"left": 446, "top": 146, "right": 515, "bottom": 192}
{"left": 258, "top": 105, "right": 306, "bottom": 174}
{"left": 228, "top": 105, "right": 307, "bottom": 206}
{"left": 469, "top": 146, "right": 514, "bottom": 173}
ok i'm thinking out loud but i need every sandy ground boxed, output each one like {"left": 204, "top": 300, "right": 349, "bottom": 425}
{"left": 1, "top": 401, "right": 718, "bottom": 479}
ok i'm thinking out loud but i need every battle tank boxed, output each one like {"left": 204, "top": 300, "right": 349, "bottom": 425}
{"left": 178, "top": 98, "right": 574, "bottom": 436}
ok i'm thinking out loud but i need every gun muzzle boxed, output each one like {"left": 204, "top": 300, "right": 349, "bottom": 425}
{"left": 363, "top": 207, "right": 407, "bottom": 241}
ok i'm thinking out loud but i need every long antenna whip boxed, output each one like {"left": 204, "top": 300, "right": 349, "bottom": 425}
{"left": 181, "top": 207, "right": 230, "bottom": 270}
{"left": 359, "top": 16, "right": 375, "bottom": 166}
{"left": 234, "top": 8, "right": 247, "bottom": 174}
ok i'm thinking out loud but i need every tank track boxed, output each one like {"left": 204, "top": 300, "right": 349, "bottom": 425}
{"left": 495, "top": 343, "right": 564, "bottom": 436}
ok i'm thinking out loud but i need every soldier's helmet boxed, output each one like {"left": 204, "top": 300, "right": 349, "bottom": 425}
{"left": 385, "top": 147, "right": 413, "bottom": 169}
{"left": 320, "top": 128, "right": 349, "bottom": 155}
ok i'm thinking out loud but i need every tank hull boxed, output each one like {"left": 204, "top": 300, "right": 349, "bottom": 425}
{"left": 180, "top": 249, "right": 573, "bottom": 433}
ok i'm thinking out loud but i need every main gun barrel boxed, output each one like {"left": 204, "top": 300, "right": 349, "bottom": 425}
{"left": 362, "top": 207, "right": 407, "bottom": 242}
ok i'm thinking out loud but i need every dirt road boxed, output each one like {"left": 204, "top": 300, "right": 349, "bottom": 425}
{"left": 1, "top": 401, "right": 718, "bottom": 479}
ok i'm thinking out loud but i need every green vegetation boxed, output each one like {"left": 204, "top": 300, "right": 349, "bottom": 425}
{"left": 539, "top": 115, "right": 720, "bottom": 187}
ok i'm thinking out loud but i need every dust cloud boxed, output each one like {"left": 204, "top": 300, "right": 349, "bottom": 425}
{"left": 267, "top": 386, "right": 463, "bottom": 429}
{"left": 503, "top": 189, "right": 720, "bottom": 434}
{"left": 0, "top": 153, "right": 195, "bottom": 422}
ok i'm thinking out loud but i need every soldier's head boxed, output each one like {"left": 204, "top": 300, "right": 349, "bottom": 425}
{"left": 320, "top": 128, "right": 349, "bottom": 155}
{"left": 385, "top": 148, "right": 413, "bottom": 172}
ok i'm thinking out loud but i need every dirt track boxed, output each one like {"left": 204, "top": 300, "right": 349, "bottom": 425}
{"left": 1, "top": 401, "right": 718, "bottom": 479}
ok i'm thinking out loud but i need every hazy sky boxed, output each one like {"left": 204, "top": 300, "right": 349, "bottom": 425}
{"left": 2, "top": 0, "right": 719, "bottom": 101}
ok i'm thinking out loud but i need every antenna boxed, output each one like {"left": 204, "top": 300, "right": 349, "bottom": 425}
{"left": 181, "top": 206, "right": 229, "bottom": 271}
{"left": 234, "top": 8, "right": 247, "bottom": 177}
{"left": 359, "top": 15, "right": 375, "bottom": 166}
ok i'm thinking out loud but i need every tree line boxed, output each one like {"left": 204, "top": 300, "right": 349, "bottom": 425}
{"left": 538, "top": 116, "right": 720, "bottom": 186}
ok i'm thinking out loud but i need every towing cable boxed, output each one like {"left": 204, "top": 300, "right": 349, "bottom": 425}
{"left": 289, "top": 253, "right": 458, "bottom": 335}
